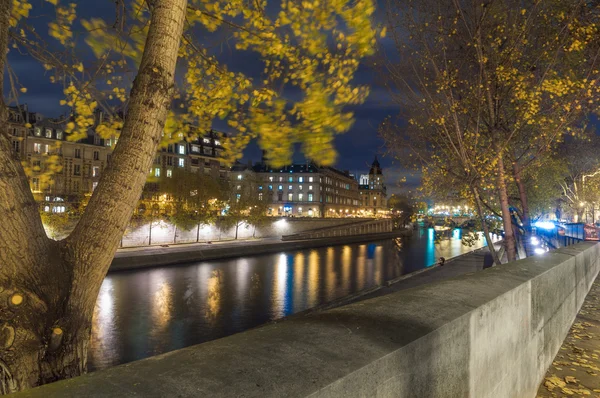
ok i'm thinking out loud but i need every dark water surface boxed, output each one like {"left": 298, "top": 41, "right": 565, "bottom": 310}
{"left": 89, "top": 228, "right": 487, "bottom": 370}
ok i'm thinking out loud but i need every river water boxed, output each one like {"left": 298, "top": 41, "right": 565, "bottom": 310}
{"left": 89, "top": 228, "right": 487, "bottom": 371}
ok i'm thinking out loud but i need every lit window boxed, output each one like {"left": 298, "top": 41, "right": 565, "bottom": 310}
{"left": 178, "top": 158, "right": 184, "bottom": 167}
{"left": 299, "top": 185, "right": 303, "bottom": 190}
{"left": 203, "top": 138, "right": 211, "bottom": 144}
{"left": 258, "top": 193, "right": 263, "bottom": 201}
{"left": 155, "top": 168, "right": 161, "bottom": 177}
{"left": 92, "top": 166, "right": 100, "bottom": 177}
{"left": 237, "top": 185, "right": 241, "bottom": 190}
{"left": 32, "top": 178, "right": 40, "bottom": 192}
{"left": 268, "top": 185, "right": 273, "bottom": 190}
{"left": 236, "top": 193, "right": 241, "bottom": 202}
{"left": 278, "top": 185, "right": 283, "bottom": 190}
{"left": 45, "top": 129, "right": 52, "bottom": 138}
{"left": 106, "top": 139, "right": 111, "bottom": 146}
{"left": 33, "top": 143, "right": 41, "bottom": 154}
{"left": 44, "top": 144, "right": 49, "bottom": 154}
{"left": 56, "top": 130, "right": 63, "bottom": 140}
{"left": 44, "top": 206, "right": 50, "bottom": 212}
{"left": 45, "top": 196, "right": 50, "bottom": 201}
{"left": 167, "top": 169, "right": 172, "bottom": 178}
{"left": 269, "top": 176, "right": 274, "bottom": 182}
{"left": 178, "top": 145, "right": 185, "bottom": 155}
{"left": 279, "top": 177, "right": 283, "bottom": 182}
{"left": 237, "top": 174, "right": 242, "bottom": 180}
{"left": 309, "top": 185, "right": 313, "bottom": 190}
{"left": 309, "top": 177, "right": 314, "bottom": 182}
{"left": 92, "top": 182, "right": 98, "bottom": 191}
{"left": 215, "top": 140, "right": 221, "bottom": 146}
{"left": 308, "top": 193, "right": 313, "bottom": 202}
{"left": 259, "top": 186, "right": 263, "bottom": 190}
{"left": 298, "top": 193, "right": 303, "bottom": 201}
{"left": 288, "top": 193, "right": 293, "bottom": 201}
{"left": 288, "top": 185, "right": 293, "bottom": 190}
{"left": 34, "top": 128, "right": 41, "bottom": 136}
{"left": 298, "top": 177, "right": 304, "bottom": 182}
{"left": 191, "top": 145, "right": 199, "bottom": 152}
{"left": 288, "top": 176, "right": 293, "bottom": 182}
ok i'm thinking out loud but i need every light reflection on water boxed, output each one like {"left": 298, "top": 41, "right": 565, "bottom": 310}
{"left": 89, "top": 229, "right": 489, "bottom": 371}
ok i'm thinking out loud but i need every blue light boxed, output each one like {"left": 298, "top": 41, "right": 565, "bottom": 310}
{"left": 534, "top": 221, "right": 555, "bottom": 230}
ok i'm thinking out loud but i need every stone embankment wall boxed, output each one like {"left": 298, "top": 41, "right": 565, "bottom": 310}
{"left": 18, "top": 242, "right": 600, "bottom": 398}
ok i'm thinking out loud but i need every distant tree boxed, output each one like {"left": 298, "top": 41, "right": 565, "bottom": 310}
{"left": 221, "top": 174, "right": 270, "bottom": 239}
{"left": 388, "top": 194, "right": 415, "bottom": 228}
{"left": 0, "top": 0, "right": 378, "bottom": 391}
{"left": 381, "top": 0, "right": 600, "bottom": 263}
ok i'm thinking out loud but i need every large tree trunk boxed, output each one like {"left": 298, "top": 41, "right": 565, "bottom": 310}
{"left": 496, "top": 154, "right": 517, "bottom": 262}
{"left": 513, "top": 162, "right": 530, "bottom": 233}
{"left": 0, "top": 0, "right": 187, "bottom": 392}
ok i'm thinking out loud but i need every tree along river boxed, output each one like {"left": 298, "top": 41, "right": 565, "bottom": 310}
{"left": 89, "top": 228, "right": 488, "bottom": 371}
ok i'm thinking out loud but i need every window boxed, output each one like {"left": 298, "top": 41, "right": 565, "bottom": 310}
{"left": 288, "top": 193, "right": 293, "bottom": 201}
{"left": 258, "top": 193, "right": 263, "bottom": 201}
{"left": 203, "top": 138, "right": 211, "bottom": 144}
{"left": 167, "top": 169, "right": 172, "bottom": 178}
{"left": 308, "top": 193, "right": 313, "bottom": 202}
{"left": 288, "top": 185, "right": 293, "bottom": 190}
{"left": 92, "top": 182, "right": 98, "bottom": 191}
{"left": 44, "top": 144, "right": 49, "bottom": 154}
{"left": 190, "top": 145, "right": 198, "bottom": 153}
{"left": 268, "top": 185, "right": 273, "bottom": 190}
{"left": 167, "top": 144, "right": 173, "bottom": 153}
{"left": 178, "top": 158, "right": 185, "bottom": 167}
{"left": 178, "top": 145, "right": 185, "bottom": 155}
{"left": 45, "top": 129, "right": 52, "bottom": 138}
{"left": 237, "top": 174, "right": 242, "bottom": 180}
{"left": 105, "top": 138, "right": 111, "bottom": 146}
{"left": 92, "top": 166, "right": 100, "bottom": 177}
{"left": 309, "top": 177, "right": 314, "bottom": 182}
{"left": 278, "top": 192, "right": 283, "bottom": 201}
{"left": 75, "top": 148, "right": 81, "bottom": 158}
{"left": 73, "top": 181, "right": 79, "bottom": 193}
{"left": 53, "top": 206, "right": 66, "bottom": 213}
{"left": 269, "top": 176, "right": 274, "bottom": 182}
{"left": 309, "top": 185, "right": 313, "bottom": 190}
{"left": 34, "top": 127, "right": 41, "bottom": 136}
{"left": 298, "top": 185, "right": 303, "bottom": 190}
{"left": 298, "top": 193, "right": 303, "bottom": 201}
{"left": 32, "top": 178, "right": 40, "bottom": 192}
{"left": 288, "top": 176, "right": 293, "bottom": 182}
{"left": 278, "top": 185, "right": 283, "bottom": 190}
{"left": 56, "top": 130, "right": 63, "bottom": 140}
{"left": 279, "top": 177, "right": 283, "bottom": 182}
{"left": 258, "top": 186, "right": 263, "bottom": 190}
{"left": 167, "top": 156, "right": 173, "bottom": 166}
{"left": 236, "top": 193, "right": 241, "bottom": 202}
{"left": 12, "top": 141, "right": 19, "bottom": 153}
{"left": 93, "top": 151, "right": 99, "bottom": 160}
{"left": 298, "top": 177, "right": 304, "bottom": 183}
{"left": 236, "top": 185, "right": 241, "bottom": 190}
{"left": 44, "top": 206, "right": 50, "bottom": 212}
{"left": 215, "top": 140, "right": 221, "bottom": 146}
{"left": 11, "top": 128, "right": 17, "bottom": 136}
{"left": 33, "top": 143, "right": 41, "bottom": 154}
{"left": 74, "top": 165, "right": 81, "bottom": 176}
{"left": 155, "top": 167, "right": 160, "bottom": 177}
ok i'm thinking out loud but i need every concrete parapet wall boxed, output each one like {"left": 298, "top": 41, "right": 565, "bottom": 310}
{"left": 19, "top": 242, "right": 600, "bottom": 398}
{"left": 282, "top": 219, "right": 393, "bottom": 241}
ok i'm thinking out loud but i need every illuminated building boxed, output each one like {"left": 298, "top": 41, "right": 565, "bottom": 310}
{"left": 358, "top": 156, "right": 388, "bottom": 216}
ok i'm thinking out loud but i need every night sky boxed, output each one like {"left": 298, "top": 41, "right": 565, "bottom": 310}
{"left": 3, "top": 0, "right": 415, "bottom": 195}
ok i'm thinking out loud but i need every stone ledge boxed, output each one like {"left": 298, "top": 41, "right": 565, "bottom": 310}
{"left": 18, "top": 242, "right": 600, "bottom": 398}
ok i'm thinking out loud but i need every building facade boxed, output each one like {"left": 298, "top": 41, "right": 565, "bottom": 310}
{"left": 359, "top": 156, "right": 388, "bottom": 216}
{"left": 8, "top": 105, "right": 230, "bottom": 213}
{"left": 231, "top": 161, "right": 361, "bottom": 218}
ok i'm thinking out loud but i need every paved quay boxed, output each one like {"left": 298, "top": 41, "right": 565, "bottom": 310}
{"left": 111, "top": 230, "right": 411, "bottom": 271}
{"left": 537, "top": 273, "right": 600, "bottom": 398}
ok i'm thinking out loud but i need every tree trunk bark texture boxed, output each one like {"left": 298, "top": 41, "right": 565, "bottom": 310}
{"left": 0, "top": 0, "right": 187, "bottom": 392}
{"left": 513, "top": 162, "right": 531, "bottom": 233}
{"left": 472, "top": 186, "right": 501, "bottom": 266}
{"left": 496, "top": 154, "right": 517, "bottom": 262}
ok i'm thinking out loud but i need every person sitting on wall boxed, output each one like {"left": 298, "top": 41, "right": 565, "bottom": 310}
{"left": 438, "top": 257, "right": 445, "bottom": 266}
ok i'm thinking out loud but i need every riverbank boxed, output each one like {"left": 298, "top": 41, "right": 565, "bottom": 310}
{"left": 111, "top": 230, "right": 412, "bottom": 271}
